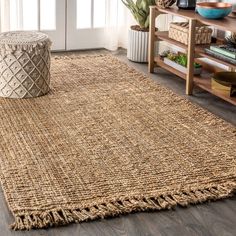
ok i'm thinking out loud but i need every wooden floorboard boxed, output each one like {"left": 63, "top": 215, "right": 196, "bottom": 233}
{"left": 0, "top": 49, "right": 235, "bottom": 235}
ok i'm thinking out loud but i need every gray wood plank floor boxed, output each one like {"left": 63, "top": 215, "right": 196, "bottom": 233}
{"left": 0, "top": 50, "right": 235, "bottom": 236}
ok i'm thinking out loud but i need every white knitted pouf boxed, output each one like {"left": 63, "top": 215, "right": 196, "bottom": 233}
{"left": 0, "top": 31, "right": 52, "bottom": 98}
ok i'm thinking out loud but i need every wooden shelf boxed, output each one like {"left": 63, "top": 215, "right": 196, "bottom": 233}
{"left": 154, "top": 56, "right": 236, "bottom": 106}
{"left": 156, "top": 31, "right": 236, "bottom": 72}
{"left": 149, "top": 6, "right": 236, "bottom": 106}
{"left": 155, "top": 56, "right": 186, "bottom": 79}
{"left": 155, "top": 31, "right": 187, "bottom": 50}
{"left": 195, "top": 48, "right": 236, "bottom": 70}
{"left": 155, "top": 56, "right": 209, "bottom": 81}
{"left": 194, "top": 76, "right": 236, "bottom": 106}
{"left": 156, "top": 7, "right": 236, "bottom": 33}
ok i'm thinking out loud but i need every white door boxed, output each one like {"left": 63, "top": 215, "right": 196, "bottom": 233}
{"left": 67, "top": 0, "right": 107, "bottom": 50}
{"left": 0, "top": 0, "right": 66, "bottom": 51}
{"left": 1, "top": 0, "right": 117, "bottom": 51}
{"left": 40, "top": 0, "right": 66, "bottom": 51}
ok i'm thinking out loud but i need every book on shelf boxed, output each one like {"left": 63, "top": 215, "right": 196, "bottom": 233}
{"left": 210, "top": 45, "right": 236, "bottom": 59}
{"left": 205, "top": 49, "right": 236, "bottom": 65}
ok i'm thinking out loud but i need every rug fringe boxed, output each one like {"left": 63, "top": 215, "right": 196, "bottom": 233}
{"left": 52, "top": 54, "right": 111, "bottom": 60}
{"left": 11, "top": 183, "right": 236, "bottom": 230}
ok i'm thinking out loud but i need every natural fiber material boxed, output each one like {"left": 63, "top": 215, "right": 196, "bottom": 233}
{"left": 0, "top": 31, "right": 51, "bottom": 98}
{"left": 0, "top": 55, "right": 235, "bottom": 230}
{"left": 169, "top": 22, "right": 212, "bottom": 45}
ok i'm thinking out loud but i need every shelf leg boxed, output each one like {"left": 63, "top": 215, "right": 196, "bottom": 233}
{"left": 148, "top": 6, "right": 157, "bottom": 73}
{"left": 186, "top": 19, "right": 196, "bottom": 95}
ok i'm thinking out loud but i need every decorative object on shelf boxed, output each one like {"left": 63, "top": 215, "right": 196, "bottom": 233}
{"left": 225, "top": 33, "right": 236, "bottom": 48}
{"left": 205, "top": 48, "right": 236, "bottom": 65}
{"left": 196, "top": 2, "right": 232, "bottom": 19}
{"left": 156, "top": 0, "right": 176, "bottom": 8}
{"left": 205, "top": 33, "right": 236, "bottom": 65}
{"left": 169, "top": 22, "right": 212, "bottom": 45}
{"left": 212, "top": 72, "right": 236, "bottom": 97}
{"left": 0, "top": 31, "right": 51, "bottom": 99}
{"left": 161, "top": 51, "right": 202, "bottom": 75}
{"left": 212, "top": 79, "right": 231, "bottom": 94}
{"left": 121, "top": 0, "right": 156, "bottom": 62}
{"left": 210, "top": 45, "right": 236, "bottom": 59}
{"left": 177, "top": 0, "right": 196, "bottom": 10}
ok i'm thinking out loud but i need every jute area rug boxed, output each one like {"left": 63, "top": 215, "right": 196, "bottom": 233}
{"left": 0, "top": 55, "right": 235, "bottom": 230}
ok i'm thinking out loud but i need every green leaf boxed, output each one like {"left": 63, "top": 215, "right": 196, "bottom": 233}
{"left": 144, "top": 15, "right": 150, "bottom": 28}
{"left": 136, "top": 0, "right": 143, "bottom": 9}
{"left": 121, "top": 0, "right": 156, "bottom": 29}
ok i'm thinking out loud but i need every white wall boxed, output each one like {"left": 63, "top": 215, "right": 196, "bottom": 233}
{"left": 222, "top": 0, "right": 236, "bottom": 10}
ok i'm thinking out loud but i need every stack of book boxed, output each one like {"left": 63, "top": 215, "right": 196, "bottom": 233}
{"left": 205, "top": 45, "right": 236, "bottom": 65}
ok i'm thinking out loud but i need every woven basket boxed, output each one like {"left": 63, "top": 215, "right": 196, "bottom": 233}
{"left": 169, "top": 22, "right": 212, "bottom": 45}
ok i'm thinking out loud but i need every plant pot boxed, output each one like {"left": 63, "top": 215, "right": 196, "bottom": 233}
{"left": 163, "top": 57, "right": 202, "bottom": 75}
{"left": 127, "top": 28, "right": 149, "bottom": 63}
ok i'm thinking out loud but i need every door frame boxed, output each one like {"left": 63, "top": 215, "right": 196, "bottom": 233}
{"left": 41, "top": 0, "right": 66, "bottom": 51}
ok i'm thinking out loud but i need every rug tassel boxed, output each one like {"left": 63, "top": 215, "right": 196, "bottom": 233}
{"left": 72, "top": 209, "right": 90, "bottom": 221}
{"left": 23, "top": 215, "right": 34, "bottom": 230}
{"left": 10, "top": 182, "right": 236, "bottom": 231}
{"left": 32, "top": 215, "right": 44, "bottom": 229}
{"left": 51, "top": 211, "right": 64, "bottom": 224}
{"left": 11, "top": 216, "right": 24, "bottom": 231}
{"left": 41, "top": 212, "right": 54, "bottom": 227}
{"left": 61, "top": 210, "right": 75, "bottom": 223}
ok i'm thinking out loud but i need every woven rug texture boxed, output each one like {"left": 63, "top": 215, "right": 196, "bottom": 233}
{"left": 0, "top": 55, "right": 235, "bottom": 230}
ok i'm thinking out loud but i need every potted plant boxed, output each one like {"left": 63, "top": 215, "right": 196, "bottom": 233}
{"left": 122, "top": 0, "right": 156, "bottom": 62}
{"left": 162, "top": 51, "right": 202, "bottom": 75}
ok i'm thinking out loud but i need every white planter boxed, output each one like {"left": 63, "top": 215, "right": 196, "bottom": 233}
{"left": 127, "top": 28, "right": 149, "bottom": 63}
{"left": 163, "top": 57, "right": 202, "bottom": 75}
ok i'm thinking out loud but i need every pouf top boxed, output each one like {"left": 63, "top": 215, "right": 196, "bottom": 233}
{"left": 0, "top": 31, "right": 50, "bottom": 45}
{"left": 0, "top": 31, "right": 52, "bottom": 56}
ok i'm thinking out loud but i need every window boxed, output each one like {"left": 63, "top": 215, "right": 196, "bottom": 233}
{"left": 8, "top": 0, "right": 56, "bottom": 31}
{"left": 76, "top": 0, "right": 106, "bottom": 29}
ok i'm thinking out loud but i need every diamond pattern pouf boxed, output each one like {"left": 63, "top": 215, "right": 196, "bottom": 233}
{"left": 0, "top": 31, "right": 52, "bottom": 98}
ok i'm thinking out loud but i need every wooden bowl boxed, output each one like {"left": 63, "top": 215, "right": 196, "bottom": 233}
{"left": 213, "top": 72, "right": 236, "bottom": 86}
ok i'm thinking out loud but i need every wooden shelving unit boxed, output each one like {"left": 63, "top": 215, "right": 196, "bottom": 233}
{"left": 149, "top": 6, "right": 236, "bottom": 106}
{"left": 156, "top": 31, "right": 236, "bottom": 70}
{"left": 155, "top": 56, "right": 186, "bottom": 79}
{"left": 155, "top": 56, "right": 236, "bottom": 105}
